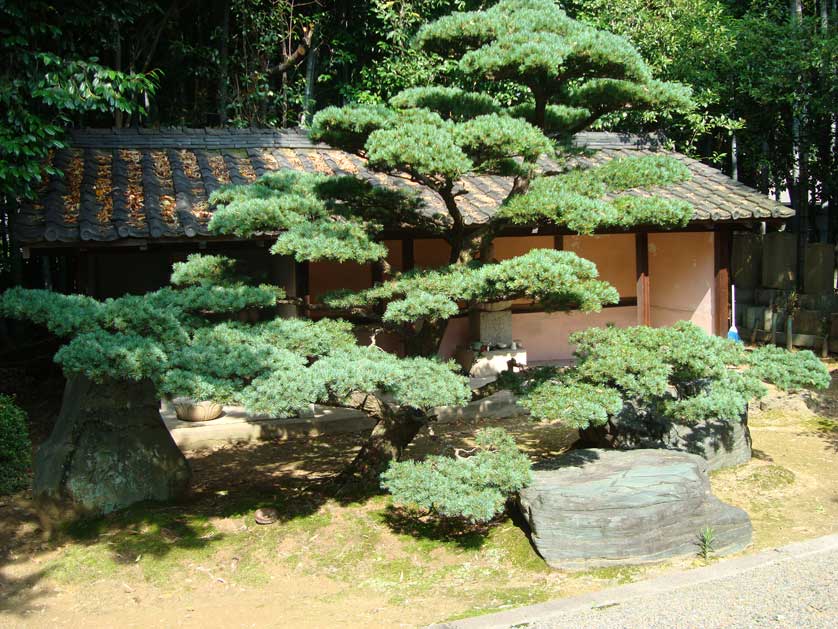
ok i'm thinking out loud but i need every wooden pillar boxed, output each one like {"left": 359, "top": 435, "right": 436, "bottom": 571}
{"left": 635, "top": 231, "right": 651, "bottom": 326}
{"left": 402, "top": 238, "right": 415, "bottom": 271}
{"left": 296, "top": 260, "right": 310, "bottom": 316}
{"left": 714, "top": 227, "right": 732, "bottom": 336}
{"left": 553, "top": 235, "right": 563, "bottom": 250}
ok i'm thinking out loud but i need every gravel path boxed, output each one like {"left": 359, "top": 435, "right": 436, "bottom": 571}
{"left": 437, "top": 535, "right": 838, "bottom": 629}
{"left": 531, "top": 547, "right": 838, "bottom": 628}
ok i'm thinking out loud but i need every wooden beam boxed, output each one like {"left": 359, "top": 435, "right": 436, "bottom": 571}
{"left": 714, "top": 227, "right": 732, "bottom": 336}
{"left": 636, "top": 232, "right": 651, "bottom": 326}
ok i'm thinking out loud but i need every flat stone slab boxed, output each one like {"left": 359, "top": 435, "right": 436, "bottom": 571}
{"left": 519, "top": 449, "right": 752, "bottom": 570}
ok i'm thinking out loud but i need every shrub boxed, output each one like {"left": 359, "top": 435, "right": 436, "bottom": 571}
{"left": 0, "top": 395, "right": 31, "bottom": 495}
{"left": 381, "top": 428, "right": 532, "bottom": 523}
{"left": 505, "top": 322, "right": 832, "bottom": 428}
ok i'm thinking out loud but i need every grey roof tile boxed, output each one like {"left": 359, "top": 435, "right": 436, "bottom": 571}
{"left": 18, "top": 129, "right": 792, "bottom": 244}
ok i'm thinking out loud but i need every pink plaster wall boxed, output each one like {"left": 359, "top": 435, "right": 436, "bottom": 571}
{"left": 493, "top": 236, "right": 554, "bottom": 260}
{"left": 648, "top": 232, "right": 714, "bottom": 333}
{"left": 309, "top": 261, "right": 371, "bottom": 302}
{"left": 564, "top": 234, "right": 636, "bottom": 298}
{"left": 414, "top": 239, "right": 451, "bottom": 268}
{"left": 512, "top": 307, "right": 638, "bottom": 361}
{"left": 437, "top": 307, "right": 637, "bottom": 361}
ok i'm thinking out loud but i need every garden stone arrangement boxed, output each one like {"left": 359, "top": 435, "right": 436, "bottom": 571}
{"left": 518, "top": 449, "right": 753, "bottom": 569}
{"left": 576, "top": 402, "right": 752, "bottom": 471}
{"left": 33, "top": 375, "right": 191, "bottom": 518}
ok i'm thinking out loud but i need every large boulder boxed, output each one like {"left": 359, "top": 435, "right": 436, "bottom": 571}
{"left": 34, "top": 375, "right": 191, "bottom": 519}
{"left": 576, "top": 400, "right": 751, "bottom": 471}
{"left": 518, "top": 449, "right": 752, "bottom": 570}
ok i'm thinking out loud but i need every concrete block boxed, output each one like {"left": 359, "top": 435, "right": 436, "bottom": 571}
{"left": 732, "top": 232, "right": 762, "bottom": 288}
{"left": 804, "top": 243, "right": 835, "bottom": 295}
{"left": 762, "top": 232, "right": 797, "bottom": 289}
{"left": 469, "top": 307, "right": 514, "bottom": 345}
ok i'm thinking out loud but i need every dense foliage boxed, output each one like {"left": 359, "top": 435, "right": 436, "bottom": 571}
{"left": 566, "top": 0, "right": 838, "bottom": 243}
{"left": 1, "top": 1, "right": 156, "bottom": 288}
{"left": 0, "top": 395, "right": 31, "bottom": 495}
{"left": 3, "top": 1, "right": 699, "bottom": 483}
{"left": 381, "top": 427, "right": 532, "bottom": 522}
{"left": 500, "top": 322, "right": 831, "bottom": 429}
{"left": 209, "top": 0, "right": 694, "bottom": 357}
{"left": 0, "top": 256, "right": 470, "bottom": 418}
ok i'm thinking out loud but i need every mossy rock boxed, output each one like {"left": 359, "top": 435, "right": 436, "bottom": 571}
{"left": 577, "top": 400, "right": 752, "bottom": 471}
{"left": 33, "top": 375, "right": 191, "bottom": 520}
{"left": 519, "top": 449, "right": 752, "bottom": 569}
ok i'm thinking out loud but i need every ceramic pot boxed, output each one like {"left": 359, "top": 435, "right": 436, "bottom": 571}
{"left": 173, "top": 398, "right": 223, "bottom": 422}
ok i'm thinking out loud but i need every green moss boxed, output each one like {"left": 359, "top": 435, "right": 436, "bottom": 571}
{"left": 447, "top": 586, "right": 552, "bottom": 620}
{"left": 575, "top": 564, "right": 644, "bottom": 584}
{"left": 749, "top": 465, "right": 796, "bottom": 491}
{"left": 47, "top": 545, "right": 120, "bottom": 583}
{"left": 810, "top": 416, "right": 838, "bottom": 434}
{"left": 483, "top": 524, "right": 549, "bottom": 573}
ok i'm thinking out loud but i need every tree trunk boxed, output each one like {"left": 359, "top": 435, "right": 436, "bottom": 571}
{"left": 404, "top": 318, "right": 448, "bottom": 357}
{"left": 218, "top": 1, "right": 230, "bottom": 126}
{"left": 343, "top": 408, "right": 428, "bottom": 483}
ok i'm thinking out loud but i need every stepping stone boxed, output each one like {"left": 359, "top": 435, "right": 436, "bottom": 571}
{"left": 518, "top": 449, "right": 752, "bottom": 570}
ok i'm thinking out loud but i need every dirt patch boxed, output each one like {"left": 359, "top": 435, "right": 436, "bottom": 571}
{"left": 2, "top": 372, "right": 837, "bottom": 627}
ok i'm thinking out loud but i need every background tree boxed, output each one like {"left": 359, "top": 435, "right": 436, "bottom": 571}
{"left": 0, "top": 0, "right": 156, "bottom": 289}
{"left": 564, "top": 0, "right": 838, "bottom": 246}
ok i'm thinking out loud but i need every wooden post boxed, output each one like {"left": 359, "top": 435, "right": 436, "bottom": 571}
{"left": 714, "top": 227, "right": 732, "bottom": 336}
{"left": 402, "top": 238, "right": 415, "bottom": 271}
{"left": 635, "top": 231, "right": 651, "bottom": 326}
{"left": 296, "top": 260, "right": 310, "bottom": 315}
{"left": 554, "top": 235, "right": 563, "bottom": 250}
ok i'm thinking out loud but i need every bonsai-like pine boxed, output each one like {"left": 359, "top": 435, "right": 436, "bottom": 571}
{"left": 0, "top": 258, "right": 472, "bottom": 479}
{"left": 381, "top": 427, "right": 532, "bottom": 523}
{"left": 198, "top": 0, "right": 694, "bottom": 474}
{"left": 501, "top": 322, "right": 831, "bottom": 429}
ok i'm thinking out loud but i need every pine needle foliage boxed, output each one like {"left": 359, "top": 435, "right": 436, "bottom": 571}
{"left": 381, "top": 428, "right": 532, "bottom": 523}
{"left": 0, "top": 256, "right": 471, "bottom": 418}
{"left": 500, "top": 322, "right": 830, "bottom": 428}
{"left": 205, "top": 0, "right": 696, "bottom": 347}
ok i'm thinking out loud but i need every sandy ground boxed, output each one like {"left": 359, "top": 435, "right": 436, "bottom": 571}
{"left": 1, "top": 372, "right": 837, "bottom": 628}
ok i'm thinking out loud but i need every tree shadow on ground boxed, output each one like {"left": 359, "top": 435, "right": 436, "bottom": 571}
{"left": 378, "top": 505, "right": 491, "bottom": 551}
{"left": 807, "top": 417, "right": 838, "bottom": 453}
{"left": 0, "top": 429, "right": 377, "bottom": 618}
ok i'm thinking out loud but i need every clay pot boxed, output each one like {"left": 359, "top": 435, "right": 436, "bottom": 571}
{"left": 173, "top": 398, "right": 223, "bottom": 422}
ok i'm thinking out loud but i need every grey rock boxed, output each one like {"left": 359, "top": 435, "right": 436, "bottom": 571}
{"left": 576, "top": 400, "right": 751, "bottom": 471}
{"left": 34, "top": 375, "right": 191, "bottom": 518}
{"left": 518, "top": 449, "right": 752, "bottom": 570}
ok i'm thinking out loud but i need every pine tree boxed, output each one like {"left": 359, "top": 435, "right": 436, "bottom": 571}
{"left": 203, "top": 0, "right": 695, "bottom": 474}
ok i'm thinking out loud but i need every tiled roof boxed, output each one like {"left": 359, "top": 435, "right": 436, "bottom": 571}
{"left": 16, "top": 128, "right": 793, "bottom": 245}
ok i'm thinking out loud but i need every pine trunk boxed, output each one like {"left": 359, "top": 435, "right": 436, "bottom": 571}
{"left": 343, "top": 408, "right": 428, "bottom": 483}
